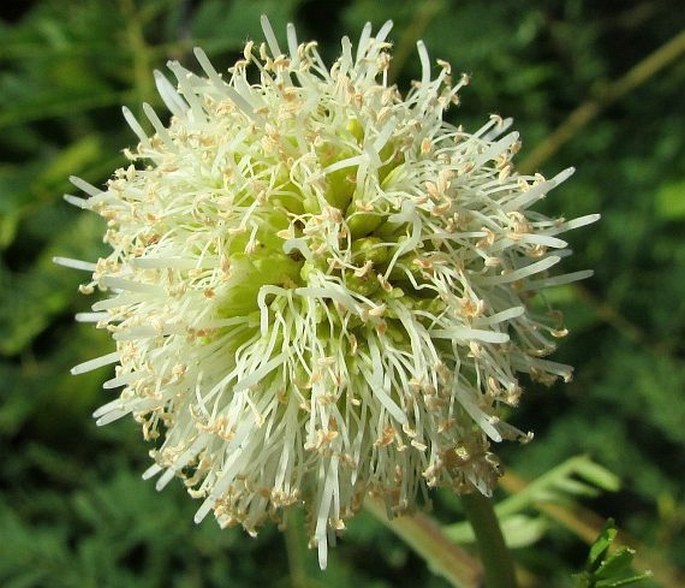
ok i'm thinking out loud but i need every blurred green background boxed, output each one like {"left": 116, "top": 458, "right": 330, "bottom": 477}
{"left": 1, "top": 0, "right": 683, "bottom": 586}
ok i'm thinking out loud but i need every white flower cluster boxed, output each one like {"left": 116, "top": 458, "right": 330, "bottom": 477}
{"left": 59, "top": 17, "right": 597, "bottom": 568}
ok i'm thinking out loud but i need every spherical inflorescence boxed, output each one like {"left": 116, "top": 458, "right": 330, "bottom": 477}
{"left": 59, "top": 17, "right": 598, "bottom": 568}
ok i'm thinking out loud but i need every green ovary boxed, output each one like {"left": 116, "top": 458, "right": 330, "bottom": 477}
{"left": 217, "top": 249, "right": 302, "bottom": 318}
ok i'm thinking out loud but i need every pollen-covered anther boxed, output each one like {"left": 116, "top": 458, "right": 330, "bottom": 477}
{"left": 505, "top": 385, "right": 523, "bottom": 406}
{"left": 353, "top": 260, "right": 373, "bottom": 277}
{"left": 530, "top": 367, "right": 560, "bottom": 386}
{"left": 305, "top": 428, "right": 339, "bottom": 453}
{"left": 355, "top": 201, "right": 375, "bottom": 213}
{"left": 476, "top": 227, "right": 496, "bottom": 249}
{"left": 495, "top": 153, "right": 512, "bottom": 170}
{"left": 434, "top": 360, "right": 450, "bottom": 382}
{"left": 498, "top": 164, "right": 513, "bottom": 181}
{"left": 210, "top": 417, "right": 236, "bottom": 441}
{"left": 431, "top": 201, "right": 452, "bottom": 216}
{"left": 460, "top": 161, "right": 476, "bottom": 174}
{"left": 425, "top": 181, "right": 440, "bottom": 199}
{"left": 412, "top": 257, "right": 434, "bottom": 273}
{"left": 347, "top": 333, "right": 358, "bottom": 355}
{"left": 437, "top": 418, "right": 455, "bottom": 433}
{"left": 489, "top": 113, "right": 503, "bottom": 127}
{"left": 375, "top": 426, "right": 397, "bottom": 447}
{"left": 272, "top": 54, "right": 291, "bottom": 70}
{"left": 327, "top": 257, "right": 345, "bottom": 271}
{"left": 424, "top": 394, "right": 446, "bottom": 410}
{"left": 411, "top": 439, "right": 428, "bottom": 451}
{"left": 526, "top": 244, "right": 547, "bottom": 258}
{"left": 401, "top": 423, "right": 418, "bottom": 439}
{"left": 528, "top": 342, "right": 553, "bottom": 357}
{"left": 454, "top": 445, "right": 471, "bottom": 463}
{"left": 435, "top": 58, "right": 452, "bottom": 75}
{"left": 468, "top": 341, "right": 484, "bottom": 358}
{"left": 366, "top": 303, "right": 386, "bottom": 318}
{"left": 460, "top": 298, "right": 485, "bottom": 318}
{"left": 376, "top": 273, "right": 393, "bottom": 292}
{"left": 78, "top": 283, "right": 96, "bottom": 295}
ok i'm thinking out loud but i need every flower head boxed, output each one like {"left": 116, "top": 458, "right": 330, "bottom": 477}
{"left": 60, "top": 17, "right": 598, "bottom": 568}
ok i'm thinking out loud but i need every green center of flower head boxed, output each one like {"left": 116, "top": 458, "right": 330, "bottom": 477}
{"left": 65, "top": 17, "right": 598, "bottom": 570}
{"left": 212, "top": 98, "right": 425, "bottom": 322}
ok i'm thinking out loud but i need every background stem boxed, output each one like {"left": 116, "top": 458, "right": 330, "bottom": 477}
{"left": 365, "top": 497, "right": 483, "bottom": 588}
{"left": 519, "top": 27, "right": 685, "bottom": 173}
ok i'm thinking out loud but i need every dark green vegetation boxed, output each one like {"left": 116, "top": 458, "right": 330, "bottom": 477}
{"left": 1, "top": 1, "right": 683, "bottom": 586}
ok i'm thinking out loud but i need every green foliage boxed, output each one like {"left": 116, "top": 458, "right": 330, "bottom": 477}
{"left": 446, "top": 455, "right": 620, "bottom": 549}
{"left": 1, "top": 0, "right": 684, "bottom": 586}
{"left": 573, "top": 520, "right": 652, "bottom": 588}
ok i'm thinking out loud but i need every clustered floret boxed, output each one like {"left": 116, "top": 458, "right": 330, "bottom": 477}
{"left": 59, "top": 17, "right": 597, "bottom": 568}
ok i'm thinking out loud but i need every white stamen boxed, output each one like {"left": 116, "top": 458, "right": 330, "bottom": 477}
{"left": 286, "top": 23, "right": 299, "bottom": 64}
{"left": 69, "top": 176, "right": 101, "bottom": 197}
{"left": 233, "top": 352, "right": 287, "bottom": 392}
{"left": 71, "top": 351, "right": 120, "bottom": 375}
{"left": 142, "top": 463, "right": 163, "bottom": 480}
{"left": 153, "top": 70, "right": 189, "bottom": 118}
{"left": 130, "top": 256, "right": 197, "bottom": 269}
{"left": 356, "top": 22, "right": 373, "bottom": 63}
{"left": 479, "top": 256, "right": 561, "bottom": 285}
{"left": 75, "top": 312, "right": 109, "bottom": 323}
{"left": 95, "top": 408, "right": 130, "bottom": 426}
{"left": 224, "top": 86, "right": 257, "bottom": 119}
{"left": 549, "top": 213, "right": 601, "bottom": 234}
{"left": 193, "top": 47, "right": 223, "bottom": 84}
{"left": 375, "top": 20, "right": 394, "bottom": 46}
{"left": 92, "top": 398, "right": 125, "bottom": 419}
{"left": 282, "top": 238, "right": 313, "bottom": 260}
{"left": 474, "top": 132, "right": 519, "bottom": 167}
{"left": 481, "top": 117, "right": 513, "bottom": 140}
{"left": 99, "top": 276, "right": 162, "bottom": 293}
{"left": 260, "top": 15, "right": 282, "bottom": 57}
{"left": 522, "top": 269, "right": 595, "bottom": 291}
{"left": 52, "top": 257, "right": 97, "bottom": 272}
{"left": 122, "top": 106, "right": 151, "bottom": 149}
{"left": 515, "top": 234, "right": 568, "bottom": 248}
{"left": 63, "top": 194, "right": 89, "bottom": 209}
{"left": 322, "top": 154, "right": 365, "bottom": 175}
{"left": 475, "top": 306, "right": 525, "bottom": 326}
{"left": 431, "top": 327, "right": 509, "bottom": 344}
{"left": 417, "top": 40, "right": 431, "bottom": 86}
{"left": 372, "top": 117, "right": 397, "bottom": 153}
{"left": 142, "top": 102, "right": 173, "bottom": 145}
{"left": 103, "top": 371, "right": 139, "bottom": 389}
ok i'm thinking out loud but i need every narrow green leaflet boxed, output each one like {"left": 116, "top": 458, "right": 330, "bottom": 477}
{"left": 573, "top": 520, "right": 652, "bottom": 587}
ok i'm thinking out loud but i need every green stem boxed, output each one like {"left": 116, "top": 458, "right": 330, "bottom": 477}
{"left": 461, "top": 492, "right": 517, "bottom": 588}
{"left": 284, "top": 508, "right": 309, "bottom": 588}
